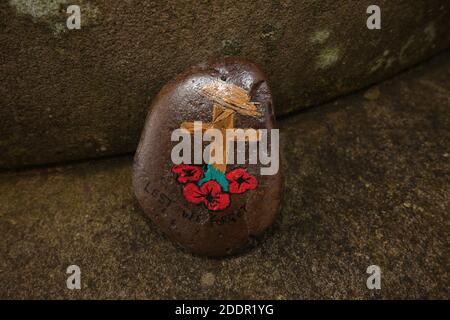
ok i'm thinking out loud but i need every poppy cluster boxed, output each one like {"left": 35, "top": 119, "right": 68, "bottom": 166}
{"left": 172, "top": 164, "right": 258, "bottom": 211}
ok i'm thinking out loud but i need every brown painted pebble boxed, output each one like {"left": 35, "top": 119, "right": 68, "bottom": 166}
{"left": 133, "top": 57, "right": 283, "bottom": 256}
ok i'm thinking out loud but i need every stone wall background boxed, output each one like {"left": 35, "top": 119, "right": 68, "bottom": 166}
{"left": 1, "top": 0, "right": 449, "bottom": 168}
{"left": 1, "top": 51, "right": 448, "bottom": 299}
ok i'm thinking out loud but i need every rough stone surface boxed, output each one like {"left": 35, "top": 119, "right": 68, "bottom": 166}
{"left": 1, "top": 0, "right": 450, "bottom": 168}
{"left": 0, "top": 52, "right": 449, "bottom": 299}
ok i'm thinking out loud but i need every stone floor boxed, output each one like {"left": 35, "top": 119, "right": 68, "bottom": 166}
{"left": 0, "top": 52, "right": 449, "bottom": 299}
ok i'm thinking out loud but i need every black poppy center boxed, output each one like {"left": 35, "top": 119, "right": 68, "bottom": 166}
{"left": 205, "top": 192, "right": 215, "bottom": 203}
{"left": 184, "top": 169, "right": 195, "bottom": 177}
{"left": 236, "top": 176, "right": 247, "bottom": 185}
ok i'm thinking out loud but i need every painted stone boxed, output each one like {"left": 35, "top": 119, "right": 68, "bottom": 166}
{"left": 133, "top": 57, "right": 283, "bottom": 256}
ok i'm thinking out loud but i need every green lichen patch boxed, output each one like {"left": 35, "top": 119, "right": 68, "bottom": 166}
{"left": 310, "top": 30, "right": 330, "bottom": 44}
{"left": 9, "top": 0, "right": 100, "bottom": 34}
{"left": 221, "top": 39, "right": 242, "bottom": 56}
{"left": 9, "top": 0, "right": 68, "bottom": 18}
{"left": 316, "top": 47, "right": 340, "bottom": 69}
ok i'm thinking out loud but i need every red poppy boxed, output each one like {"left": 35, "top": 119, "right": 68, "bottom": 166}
{"left": 172, "top": 164, "right": 203, "bottom": 183}
{"left": 225, "top": 168, "right": 258, "bottom": 194}
{"left": 183, "top": 181, "right": 230, "bottom": 211}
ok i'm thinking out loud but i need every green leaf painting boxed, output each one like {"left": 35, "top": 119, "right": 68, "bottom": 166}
{"left": 198, "top": 164, "right": 229, "bottom": 192}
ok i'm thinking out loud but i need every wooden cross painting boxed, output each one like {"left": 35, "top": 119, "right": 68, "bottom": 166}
{"left": 180, "top": 82, "right": 261, "bottom": 172}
